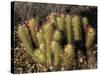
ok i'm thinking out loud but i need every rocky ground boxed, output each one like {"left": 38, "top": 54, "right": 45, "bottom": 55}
{"left": 12, "top": 38, "right": 97, "bottom": 73}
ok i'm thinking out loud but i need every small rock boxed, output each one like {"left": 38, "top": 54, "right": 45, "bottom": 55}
{"left": 16, "top": 67, "right": 23, "bottom": 73}
{"left": 61, "top": 67, "right": 65, "bottom": 71}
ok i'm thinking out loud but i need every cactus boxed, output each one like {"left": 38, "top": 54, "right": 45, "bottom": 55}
{"left": 46, "top": 40, "right": 52, "bottom": 65}
{"left": 39, "top": 43, "right": 46, "bottom": 52}
{"left": 72, "top": 15, "right": 81, "bottom": 41}
{"left": 28, "top": 18, "right": 38, "bottom": 47}
{"left": 49, "top": 12, "right": 56, "bottom": 24}
{"left": 18, "top": 25, "right": 33, "bottom": 55}
{"left": 60, "top": 44, "right": 74, "bottom": 66}
{"left": 33, "top": 49, "right": 46, "bottom": 63}
{"left": 43, "top": 23, "right": 54, "bottom": 65}
{"left": 18, "top": 25, "right": 37, "bottom": 62}
{"left": 65, "top": 15, "right": 72, "bottom": 43}
{"left": 36, "top": 29, "right": 45, "bottom": 45}
{"left": 82, "top": 17, "right": 89, "bottom": 29}
{"left": 53, "top": 30, "right": 62, "bottom": 42}
{"left": 49, "top": 12, "right": 57, "bottom": 29}
{"left": 56, "top": 16, "right": 65, "bottom": 31}
{"left": 43, "top": 23, "right": 54, "bottom": 41}
{"left": 17, "top": 13, "right": 96, "bottom": 67}
{"left": 85, "top": 27, "right": 95, "bottom": 49}
{"left": 51, "top": 41, "right": 62, "bottom": 66}
{"left": 64, "top": 44, "right": 74, "bottom": 58}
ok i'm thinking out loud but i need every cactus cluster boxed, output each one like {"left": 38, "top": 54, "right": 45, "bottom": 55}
{"left": 17, "top": 12, "right": 95, "bottom": 67}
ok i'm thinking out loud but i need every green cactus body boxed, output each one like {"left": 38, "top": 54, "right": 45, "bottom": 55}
{"left": 39, "top": 43, "right": 46, "bottom": 52}
{"left": 64, "top": 44, "right": 74, "bottom": 58}
{"left": 82, "top": 17, "right": 88, "bottom": 29}
{"left": 51, "top": 41, "right": 62, "bottom": 66}
{"left": 43, "top": 23, "right": 54, "bottom": 41}
{"left": 18, "top": 25, "right": 33, "bottom": 55}
{"left": 28, "top": 18, "right": 38, "bottom": 47}
{"left": 65, "top": 15, "right": 72, "bottom": 43}
{"left": 85, "top": 27, "right": 95, "bottom": 49}
{"left": 46, "top": 40, "right": 52, "bottom": 66}
{"left": 18, "top": 25, "right": 38, "bottom": 61}
{"left": 42, "top": 23, "right": 54, "bottom": 65}
{"left": 36, "top": 29, "right": 45, "bottom": 45}
{"left": 49, "top": 12, "right": 57, "bottom": 25}
{"left": 72, "top": 15, "right": 81, "bottom": 41}
{"left": 33, "top": 49, "right": 46, "bottom": 64}
{"left": 64, "top": 44, "right": 74, "bottom": 65}
{"left": 53, "top": 30, "right": 62, "bottom": 42}
{"left": 39, "top": 43, "right": 46, "bottom": 60}
{"left": 56, "top": 16, "right": 65, "bottom": 31}
{"left": 49, "top": 12, "right": 58, "bottom": 30}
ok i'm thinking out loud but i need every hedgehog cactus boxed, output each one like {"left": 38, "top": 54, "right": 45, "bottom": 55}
{"left": 51, "top": 41, "right": 62, "bottom": 66}
{"left": 33, "top": 49, "right": 46, "bottom": 63}
{"left": 36, "top": 29, "right": 45, "bottom": 45}
{"left": 72, "top": 15, "right": 81, "bottom": 41}
{"left": 46, "top": 41, "right": 52, "bottom": 65}
{"left": 53, "top": 30, "right": 62, "bottom": 42}
{"left": 65, "top": 15, "right": 72, "bottom": 43}
{"left": 82, "top": 17, "right": 89, "bottom": 29}
{"left": 57, "top": 16, "right": 65, "bottom": 31}
{"left": 18, "top": 25, "right": 38, "bottom": 62}
{"left": 49, "top": 12, "right": 57, "bottom": 28}
{"left": 64, "top": 44, "right": 74, "bottom": 58}
{"left": 28, "top": 18, "right": 38, "bottom": 47}
{"left": 18, "top": 25, "right": 33, "bottom": 55}
{"left": 85, "top": 27, "right": 95, "bottom": 49}
{"left": 43, "top": 23, "right": 54, "bottom": 41}
{"left": 17, "top": 13, "right": 96, "bottom": 67}
{"left": 64, "top": 44, "right": 74, "bottom": 65}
